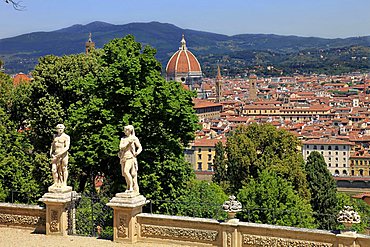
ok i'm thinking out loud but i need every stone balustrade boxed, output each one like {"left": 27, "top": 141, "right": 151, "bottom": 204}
{"left": 137, "top": 213, "right": 370, "bottom": 247}
{"left": 2, "top": 202, "right": 370, "bottom": 246}
{"left": 0, "top": 202, "right": 46, "bottom": 233}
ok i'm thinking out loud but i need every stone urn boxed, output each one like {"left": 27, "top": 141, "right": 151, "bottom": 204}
{"left": 337, "top": 206, "right": 361, "bottom": 235}
{"left": 222, "top": 195, "right": 242, "bottom": 223}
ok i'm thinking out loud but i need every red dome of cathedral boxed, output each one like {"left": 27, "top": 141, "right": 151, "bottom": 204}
{"left": 166, "top": 35, "right": 202, "bottom": 82}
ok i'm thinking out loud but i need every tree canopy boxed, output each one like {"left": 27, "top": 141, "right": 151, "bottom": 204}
{"left": 238, "top": 169, "right": 316, "bottom": 228}
{"left": 215, "top": 123, "right": 310, "bottom": 200}
{"left": 5, "top": 35, "right": 199, "bottom": 204}
{"left": 0, "top": 72, "right": 49, "bottom": 203}
{"left": 305, "top": 151, "right": 339, "bottom": 229}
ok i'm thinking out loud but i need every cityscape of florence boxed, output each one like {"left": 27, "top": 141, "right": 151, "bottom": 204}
{"left": 0, "top": 0, "right": 370, "bottom": 246}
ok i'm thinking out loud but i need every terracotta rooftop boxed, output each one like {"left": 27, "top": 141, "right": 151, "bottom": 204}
{"left": 193, "top": 138, "right": 226, "bottom": 147}
{"left": 303, "top": 138, "right": 355, "bottom": 145}
{"left": 193, "top": 99, "right": 222, "bottom": 109}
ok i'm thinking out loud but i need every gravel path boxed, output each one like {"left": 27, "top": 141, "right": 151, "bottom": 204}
{"left": 0, "top": 227, "right": 194, "bottom": 247}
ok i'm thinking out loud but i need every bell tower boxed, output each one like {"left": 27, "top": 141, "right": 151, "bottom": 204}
{"left": 215, "top": 65, "right": 223, "bottom": 103}
{"left": 249, "top": 74, "right": 257, "bottom": 100}
{"left": 85, "top": 33, "right": 95, "bottom": 55}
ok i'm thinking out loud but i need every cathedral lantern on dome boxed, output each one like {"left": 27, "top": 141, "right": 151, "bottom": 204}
{"left": 165, "top": 34, "right": 203, "bottom": 90}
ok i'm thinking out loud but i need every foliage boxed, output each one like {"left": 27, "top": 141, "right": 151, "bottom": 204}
{"left": 24, "top": 35, "right": 199, "bottom": 205}
{"left": 305, "top": 151, "right": 339, "bottom": 229}
{"left": 212, "top": 141, "right": 228, "bottom": 190}
{"left": 160, "top": 180, "right": 228, "bottom": 219}
{"left": 336, "top": 192, "right": 370, "bottom": 233}
{"left": 238, "top": 169, "right": 316, "bottom": 228}
{"left": 217, "top": 123, "right": 310, "bottom": 200}
{"left": 0, "top": 107, "right": 50, "bottom": 203}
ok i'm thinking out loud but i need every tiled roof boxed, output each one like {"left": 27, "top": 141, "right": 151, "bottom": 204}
{"left": 303, "top": 138, "right": 354, "bottom": 145}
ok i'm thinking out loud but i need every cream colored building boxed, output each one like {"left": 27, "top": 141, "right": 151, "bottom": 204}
{"left": 242, "top": 105, "right": 332, "bottom": 123}
{"left": 193, "top": 99, "right": 222, "bottom": 122}
{"left": 302, "top": 139, "right": 354, "bottom": 176}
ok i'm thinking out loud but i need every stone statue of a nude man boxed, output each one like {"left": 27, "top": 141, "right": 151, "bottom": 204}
{"left": 118, "top": 125, "right": 142, "bottom": 194}
{"left": 50, "top": 124, "right": 70, "bottom": 188}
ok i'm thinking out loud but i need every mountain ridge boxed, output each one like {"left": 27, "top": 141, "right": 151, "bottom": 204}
{"left": 0, "top": 21, "right": 369, "bottom": 75}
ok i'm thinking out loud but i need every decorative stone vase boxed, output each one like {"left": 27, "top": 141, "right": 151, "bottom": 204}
{"left": 343, "top": 222, "right": 353, "bottom": 230}
{"left": 227, "top": 211, "right": 237, "bottom": 220}
{"left": 223, "top": 195, "right": 242, "bottom": 223}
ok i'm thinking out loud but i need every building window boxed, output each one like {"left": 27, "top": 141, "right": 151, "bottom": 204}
{"left": 343, "top": 170, "right": 347, "bottom": 175}
{"left": 197, "top": 162, "right": 202, "bottom": 170}
{"left": 208, "top": 154, "right": 212, "bottom": 161}
{"left": 198, "top": 154, "right": 202, "bottom": 160}
{"left": 208, "top": 148, "right": 212, "bottom": 152}
{"left": 328, "top": 146, "right": 332, "bottom": 150}
{"left": 198, "top": 148, "right": 201, "bottom": 153}
{"left": 328, "top": 157, "right": 331, "bottom": 161}
{"left": 207, "top": 163, "right": 212, "bottom": 171}
{"left": 335, "top": 152, "right": 338, "bottom": 155}
{"left": 343, "top": 146, "right": 346, "bottom": 150}
{"left": 351, "top": 170, "right": 354, "bottom": 176}
{"left": 321, "top": 151, "right": 324, "bottom": 155}
{"left": 336, "top": 164, "right": 338, "bottom": 167}
{"left": 335, "top": 146, "right": 339, "bottom": 150}
{"left": 328, "top": 163, "right": 332, "bottom": 167}
{"left": 343, "top": 152, "right": 346, "bottom": 155}
{"left": 343, "top": 164, "right": 346, "bottom": 167}
{"left": 328, "top": 151, "right": 331, "bottom": 155}
{"left": 320, "top": 146, "right": 324, "bottom": 150}
{"left": 335, "top": 157, "right": 338, "bottom": 161}
{"left": 359, "top": 169, "right": 364, "bottom": 176}
{"left": 306, "top": 151, "right": 309, "bottom": 155}
{"left": 313, "top": 145, "right": 317, "bottom": 150}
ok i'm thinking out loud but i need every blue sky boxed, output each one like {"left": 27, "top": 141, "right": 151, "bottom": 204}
{"left": 1, "top": 0, "right": 369, "bottom": 39}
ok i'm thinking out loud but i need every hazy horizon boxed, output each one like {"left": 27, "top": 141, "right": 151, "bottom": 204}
{"left": 1, "top": 0, "right": 370, "bottom": 39}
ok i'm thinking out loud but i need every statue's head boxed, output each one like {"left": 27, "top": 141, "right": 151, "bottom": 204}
{"left": 124, "top": 125, "right": 134, "bottom": 136}
{"left": 56, "top": 124, "right": 65, "bottom": 134}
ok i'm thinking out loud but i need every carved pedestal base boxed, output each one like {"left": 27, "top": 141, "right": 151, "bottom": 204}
{"left": 39, "top": 190, "right": 73, "bottom": 236}
{"left": 107, "top": 192, "right": 147, "bottom": 243}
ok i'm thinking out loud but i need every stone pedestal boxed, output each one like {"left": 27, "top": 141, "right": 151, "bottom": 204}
{"left": 107, "top": 192, "right": 147, "bottom": 243}
{"left": 39, "top": 186, "right": 73, "bottom": 236}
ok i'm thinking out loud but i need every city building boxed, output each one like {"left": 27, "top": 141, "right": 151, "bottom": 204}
{"left": 165, "top": 35, "right": 202, "bottom": 89}
{"left": 185, "top": 138, "right": 226, "bottom": 180}
{"left": 193, "top": 99, "right": 222, "bottom": 122}
{"left": 302, "top": 139, "right": 354, "bottom": 176}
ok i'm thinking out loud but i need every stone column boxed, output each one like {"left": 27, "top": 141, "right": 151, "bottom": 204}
{"left": 107, "top": 192, "right": 146, "bottom": 243}
{"left": 39, "top": 186, "right": 73, "bottom": 236}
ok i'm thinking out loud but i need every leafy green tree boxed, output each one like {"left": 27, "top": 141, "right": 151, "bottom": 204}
{"left": 0, "top": 107, "right": 50, "bottom": 203}
{"left": 212, "top": 141, "right": 228, "bottom": 189}
{"left": 219, "top": 123, "right": 310, "bottom": 200}
{"left": 0, "top": 71, "right": 33, "bottom": 129}
{"left": 305, "top": 151, "right": 338, "bottom": 229}
{"left": 238, "top": 169, "right": 316, "bottom": 228}
{"left": 163, "top": 180, "right": 228, "bottom": 219}
{"left": 25, "top": 35, "right": 199, "bottom": 205}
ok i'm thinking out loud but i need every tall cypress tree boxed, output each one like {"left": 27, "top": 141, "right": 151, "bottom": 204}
{"left": 305, "top": 151, "right": 338, "bottom": 229}
{"left": 212, "top": 141, "right": 228, "bottom": 190}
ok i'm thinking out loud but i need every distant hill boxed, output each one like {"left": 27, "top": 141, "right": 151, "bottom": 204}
{"left": 0, "top": 21, "right": 369, "bottom": 75}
